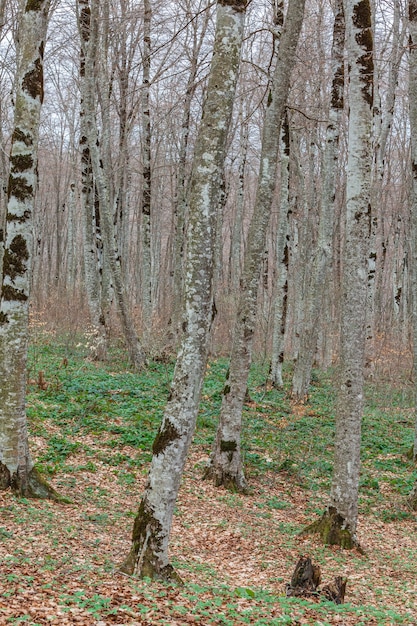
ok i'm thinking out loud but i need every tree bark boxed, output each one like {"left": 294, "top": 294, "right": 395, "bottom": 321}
{"left": 206, "top": 0, "right": 305, "bottom": 491}
{"left": 78, "top": 0, "right": 144, "bottom": 370}
{"left": 270, "top": 113, "right": 290, "bottom": 388}
{"left": 409, "top": 0, "right": 417, "bottom": 462}
{"left": 79, "top": 5, "right": 108, "bottom": 361}
{"left": 307, "top": 0, "right": 373, "bottom": 545}
{"left": 0, "top": 0, "right": 58, "bottom": 499}
{"left": 291, "top": 0, "right": 344, "bottom": 400}
{"left": 119, "top": 0, "right": 247, "bottom": 580}
{"left": 140, "top": 0, "right": 152, "bottom": 326}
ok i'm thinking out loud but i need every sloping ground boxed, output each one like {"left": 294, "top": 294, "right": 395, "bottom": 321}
{"left": 0, "top": 442, "right": 415, "bottom": 625}
{"left": 0, "top": 340, "right": 416, "bottom": 625}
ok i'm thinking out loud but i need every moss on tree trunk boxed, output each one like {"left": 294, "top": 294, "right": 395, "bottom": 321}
{"left": 0, "top": 463, "right": 68, "bottom": 502}
{"left": 300, "top": 506, "right": 363, "bottom": 552}
{"left": 203, "top": 463, "right": 248, "bottom": 493}
{"left": 118, "top": 498, "right": 182, "bottom": 582}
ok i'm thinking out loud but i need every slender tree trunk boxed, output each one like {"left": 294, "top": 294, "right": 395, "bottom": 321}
{"left": 409, "top": 0, "right": 417, "bottom": 464}
{"left": 141, "top": 0, "right": 152, "bottom": 326}
{"left": 79, "top": 6, "right": 108, "bottom": 361}
{"left": 78, "top": 0, "right": 144, "bottom": 370}
{"left": 270, "top": 112, "right": 290, "bottom": 387}
{"left": 119, "top": 0, "right": 247, "bottom": 580}
{"left": 0, "top": 0, "right": 58, "bottom": 498}
{"left": 66, "top": 181, "right": 76, "bottom": 292}
{"left": 291, "top": 0, "right": 344, "bottom": 400}
{"left": 229, "top": 104, "right": 248, "bottom": 292}
{"left": 205, "top": 0, "right": 305, "bottom": 491}
{"left": 304, "top": 0, "right": 373, "bottom": 546}
{"left": 171, "top": 3, "right": 211, "bottom": 342}
{"left": 367, "top": 0, "right": 405, "bottom": 367}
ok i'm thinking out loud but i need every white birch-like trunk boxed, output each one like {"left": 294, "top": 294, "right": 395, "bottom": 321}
{"left": 291, "top": 0, "right": 344, "bottom": 400}
{"left": 329, "top": 0, "right": 373, "bottom": 541}
{"left": 141, "top": 0, "right": 152, "bottom": 326}
{"left": 78, "top": 0, "right": 144, "bottom": 370}
{"left": 79, "top": 8, "right": 108, "bottom": 361}
{"left": 408, "top": 0, "right": 417, "bottom": 463}
{"left": 0, "top": 0, "right": 57, "bottom": 498}
{"left": 229, "top": 105, "right": 247, "bottom": 291}
{"left": 206, "top": 0, "right": 305, "bottom": 491}
{"left": 171, "top": 5, "right": 211, "bottom": 341}
{"left": 366, "top": 0, "right": 405, "bottom": 366}
{"left": 119, "top": 0, "right": 246, "bottom": 580}
{"left": 66, "top": 181, "right": 76, "bottom": 291}
{"left": 270, "top": 114, "right": 290, "bottom": 388}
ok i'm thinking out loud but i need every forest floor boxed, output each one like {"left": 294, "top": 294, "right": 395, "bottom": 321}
{"left": 0, "top": 332, "right": 416, "bottom": 625}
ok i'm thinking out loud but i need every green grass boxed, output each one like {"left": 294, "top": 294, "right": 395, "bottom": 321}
{"left": 19, "top": 333, "right": 417, "bottom": 624}
{"left": 27, "top": 336, "right": 417, "bottom": 509}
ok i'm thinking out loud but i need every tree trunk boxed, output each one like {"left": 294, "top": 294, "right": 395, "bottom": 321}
{"left": 409, "top": 0, "right": 417, "bottom": 462}
{"left": 291, "top": 0, "right": 344, "bottom": 400}
{"left": 206, "top": 0, "right": 305, "bottom": 491}
{"left": 119, "top": 0, "right": 247, "bottom": 580}
{"left": 270, "top": 113, "right": 290, "bottom": 388}
{"left": 0, "top": 0, "right": 58, "bottom": 499}
{"left": 78, "top": 0, "right": 144, "bottom": 370}
{"left": 79, "top": 8, "right": 108, "bottom": 361}
{"left": 141, "top": 0, "right": 152, "bottom": 327}
{"left": 307, "top": 0, "right": 373, "bottom": 545}
{"left": 170, "top": 3, "right": 211, "bottom": 343}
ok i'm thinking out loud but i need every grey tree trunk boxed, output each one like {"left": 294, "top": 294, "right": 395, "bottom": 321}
{"left": 0, "top": 0, "right": 57, "bottom": 498}
{"left": 291, "top": 0, "right": 344, "bottom": 400}
{"left": 171, "top": 2, "right": 211, "bottom": 342}
{"left": 408, "top": 0, "right": 417, "bottom": 463}
{"left": 270, "top": 113, "right": 290, "bottom": 388}
{"left": 78, "top": 0, "right": 144, "bottom": 370}
{"left": 229, "top": 103, "right": 247, "bottom": 292}
{"left": 367, "top": 0, "right": 405, "bottom": 367}
{"left": 304, "top": 0, "right": 373, "bottom": 546}
{"left": 206, "top": 0, "right": 305, "bottom": 491}
{"left": 79, "top": 3, "right": 108, "bottom": 361}
{"left": 141, "top": 0, "right": 152, "bottom": 326}
{"left": 119, "top": 0, "right": 247, "bottom": 580}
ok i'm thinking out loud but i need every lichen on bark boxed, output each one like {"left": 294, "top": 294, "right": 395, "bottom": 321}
{"left": 0, "top": 0, "right": 57, "bottom": 502}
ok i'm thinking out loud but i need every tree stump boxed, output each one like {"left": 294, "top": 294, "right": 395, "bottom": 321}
{"left": 286, "top": 556, "right": 347, "bottom": 604}
{"left": 288, "top": 556, "right": 321, "bottom": 596}
{"left": 320, "top": 576, "right": 347, "bottom": 604}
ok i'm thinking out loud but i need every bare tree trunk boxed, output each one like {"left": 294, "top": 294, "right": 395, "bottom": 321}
{"left": 119, "top": 0, "right": 246, "bottom": 580}
{"left": 291, "top": 0, "right": 344, "bottom": 400}
{"left": 229, "top": 104, "right": 247, "bottom": 292}
{"left": 304, "top": 0, "right": 373, "bottom": 546}
{"left": 171, "top": 2, "right": 211, "bottom": 342}
{"left": 270, "top": 112, "right": 290, "bottom": 387}
{"left": 141, "top": 0, "right": 152, "bottom": 326}
{"left": 206, "top": 0, "right": 305, "bottom": 491}
{"left": 0, "top": 0, "right": 58, "bottom": 499}
{"left": 409, "top": 0, "right": 417, "bottom": 464}
{"left": 78, "top": 0, "right": 144, "bottom": 370}
{"left": 79, "top": 6, "right": 108, "bottom": 361}
{"left": 367, "top": 0, "right": 405, "bottom": 367}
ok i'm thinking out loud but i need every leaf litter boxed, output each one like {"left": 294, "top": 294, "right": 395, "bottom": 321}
{"left": 0, "top": 351, "right": 416, "bottom": 624}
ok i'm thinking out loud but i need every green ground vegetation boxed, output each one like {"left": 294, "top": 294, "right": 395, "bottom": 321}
{"left": 0, "top": 332, "right": 415, "bottom": 624}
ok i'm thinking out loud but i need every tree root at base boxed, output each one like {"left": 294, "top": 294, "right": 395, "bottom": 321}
{"left": 300, "top": 507, "right": 364, "bottom": 553}
{"left": 202, "top": 464, "right": 248, "bottom": 494}
{"left": 0, "top": 463, "right": 70, "bottom": 502}
{"left": 118, "top": 550, "right": 183, "bottom": 584}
